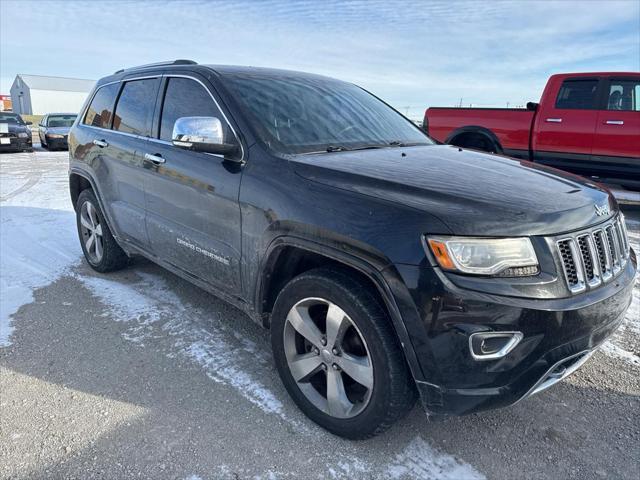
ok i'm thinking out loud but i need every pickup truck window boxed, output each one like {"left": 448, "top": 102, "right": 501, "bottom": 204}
{"left": 555, "top": 79, "right": 599, "bottom": 110}
{"left": 113, "top": 78, "right": 159, "bottom": 136}
{"left": 84, "top": 83, "right": 119, "bottom": 129}
{"left": 159, "top": 77, "right": 229, "bottom": 141}
{"left": 223, "top": 73, "right": 432, "bottom": 155}
{"left": 607, "top": 80, "right": 640, "bottom": 111}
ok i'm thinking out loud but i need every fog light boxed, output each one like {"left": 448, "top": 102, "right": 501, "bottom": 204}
{"left": 469, "top": 331, "right": 523, "bottom": 361}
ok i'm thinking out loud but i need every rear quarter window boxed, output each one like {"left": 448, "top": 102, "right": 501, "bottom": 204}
{"left": 83, "top": 83, "right": 119, "bottom": 128}
{"left": 555, "top": 79, "right": 599, "bottom": 110}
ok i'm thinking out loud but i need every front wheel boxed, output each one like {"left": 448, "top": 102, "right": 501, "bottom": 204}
{"left": 271, "top": 268, "right": 415, "bottom": 439}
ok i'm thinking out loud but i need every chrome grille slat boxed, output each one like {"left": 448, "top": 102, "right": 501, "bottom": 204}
{"left": 556, "top": 215, "right": 629, "bottom": 295}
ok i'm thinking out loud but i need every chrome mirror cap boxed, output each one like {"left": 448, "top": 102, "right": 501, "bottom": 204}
{"left": 172, "top": 116, "right": 224, "bottom": 147}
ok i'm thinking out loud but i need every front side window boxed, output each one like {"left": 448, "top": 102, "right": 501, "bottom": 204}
{"left": 83, "top": 83, "right": 119, "bottom": 128}
{"left": 47, "top": 114, "right": 77, "bottom": 127}
{"left": 113, "top": 78, "right": 159, "bottom": 136}
{"left": 222, "top": 73, "right": 432, "bottom": 155}
{"left": 159, "top": 77, "right": 228, "bottom": 141}
{"left": 555, "top": 79, "right": 599, "bottom": 110}
{"left": 606, "top": 80, "right": 640, "bottom": 111}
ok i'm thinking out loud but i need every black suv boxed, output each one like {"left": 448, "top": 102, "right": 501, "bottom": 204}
{"left": 69, "top": 60, "right": 636, "bottom": 439}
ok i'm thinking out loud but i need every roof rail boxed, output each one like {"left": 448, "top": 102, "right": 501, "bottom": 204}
{"left": 114, "top": 59, "right": 197, "bottom": 74}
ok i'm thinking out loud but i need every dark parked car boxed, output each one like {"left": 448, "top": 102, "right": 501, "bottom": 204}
{"left": 68, "top": 60, "right": 636, "bottom": 439}
{"left": 38, "top": 113, "right": 77, "bottom": 150}
{"left": 0, "top": 112, "right": 33, "bottom": 152}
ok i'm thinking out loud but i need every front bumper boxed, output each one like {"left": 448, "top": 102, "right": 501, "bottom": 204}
{"left": 388, "top": 248, "right": 636, "bottom": 417}
{"left": 0, "top": 136, "right": 32, "bottom": 151}
{"left": 45, "top": 135, "right": 69, "bottom": 150}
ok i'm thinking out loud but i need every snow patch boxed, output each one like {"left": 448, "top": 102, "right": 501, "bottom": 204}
{"left": 77, "top": 271, "right": 291, "bottom": 423}
{"left": 1, "top": 152, "right": 78, "bottom": 346}
{"left": 384, "top": 436, "right": 485, "bottom": 480}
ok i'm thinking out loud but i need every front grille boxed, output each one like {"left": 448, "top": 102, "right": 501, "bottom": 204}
{"left": 556, "top": 215, "right": 630, "bottom": 294}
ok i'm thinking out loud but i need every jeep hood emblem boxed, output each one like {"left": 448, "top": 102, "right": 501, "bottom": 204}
{"left": 594, "top": 203, "right": 610, "bottom": 216}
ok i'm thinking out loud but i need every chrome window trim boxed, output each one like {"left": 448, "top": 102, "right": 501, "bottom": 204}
{"left": 80, "top": 73, "right": 245, "bottom": 162}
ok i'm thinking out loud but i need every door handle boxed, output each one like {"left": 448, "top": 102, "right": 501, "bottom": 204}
{"left": 144, "top": 153, "right": 166, "bottom": 164}
{"left": 545, "top": 118, "right": 562, "bottom": 123}
{"left": 92, "top": 139, "right": 108, "bottom": 148}
{"left": 605, "top": 120, "right": 624, "bottom": 125}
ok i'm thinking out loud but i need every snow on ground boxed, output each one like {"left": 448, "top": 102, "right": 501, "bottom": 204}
{"left": 0, "top": 150, "right": 78, "bottom": 346}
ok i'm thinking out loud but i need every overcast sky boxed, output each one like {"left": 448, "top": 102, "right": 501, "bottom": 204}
{"left": 1, "top": 0, "right": 639, "bottom": 118}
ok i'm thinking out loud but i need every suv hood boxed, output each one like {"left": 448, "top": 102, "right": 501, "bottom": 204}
{"left": 291, "top": 145, "right": 616, "bottom": 236}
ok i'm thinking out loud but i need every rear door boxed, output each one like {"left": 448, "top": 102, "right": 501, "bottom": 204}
{"left": 591, "top": 77, "right": 640, "bottom": 181}
{"left": 533, "top": 77, "right": 601, "bottom": 170}
{"left": 75, "top": 76, "right": 160, "bottom": 250}
{"left": 142, "top": 73, "right": 243, "bottom": 293}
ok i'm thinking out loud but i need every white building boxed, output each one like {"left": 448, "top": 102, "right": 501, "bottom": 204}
{"left": 10, "top": 74, "right": 95, "bottom": 115}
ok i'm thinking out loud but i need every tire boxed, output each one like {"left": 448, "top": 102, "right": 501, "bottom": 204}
{"left": 271, "top": 267, "right": 416, "bottom": 439}
{"left": 76, "top": 189, "right": 128, "bottom": 272}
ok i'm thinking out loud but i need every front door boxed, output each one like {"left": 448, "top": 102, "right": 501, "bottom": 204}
{"left": 143, "top": 75, "right": 243, "bottom": 293}
{"left": 533, "top": 77, "right": 600, "bottom": 172}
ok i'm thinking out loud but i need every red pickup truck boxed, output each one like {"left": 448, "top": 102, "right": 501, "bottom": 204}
{"left": 424, "top": 72, "right": 640, "bottom": 188}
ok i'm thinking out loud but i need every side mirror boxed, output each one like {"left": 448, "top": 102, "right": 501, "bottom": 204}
{"left": 172, "top": 116, "right": 240, "bottom": 159}
{"left": 526, "top": 102, "right": 539, "bottom": 111}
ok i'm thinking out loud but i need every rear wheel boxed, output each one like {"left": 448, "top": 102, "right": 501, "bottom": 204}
{"left": 76, "top": 189, "right": 128, "bottom": 272}
{"left": 271, "top": 268, "right": 415, "bottom": 439}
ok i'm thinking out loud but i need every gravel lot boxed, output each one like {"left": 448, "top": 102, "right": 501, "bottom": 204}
{"left": 1, "top": 147, "right": 638, "bottom": 480}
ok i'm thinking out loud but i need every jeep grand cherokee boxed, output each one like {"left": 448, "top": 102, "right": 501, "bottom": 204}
{"left": 68, "top": 60, "right": 636, "bottom": 439}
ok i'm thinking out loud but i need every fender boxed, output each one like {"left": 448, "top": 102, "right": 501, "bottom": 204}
{"left": 68, "top": 166, "right": 128, "bottom": 249}
{"left": 445, "top": 125, "right": 503, "bottom": 153}
{"left": 255, "top": 234, "right": 428, "bottom": 383}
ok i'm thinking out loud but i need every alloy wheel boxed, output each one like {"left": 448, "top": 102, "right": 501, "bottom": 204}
{"left": 283, "top": 297, "right": 374, "bottom": 418}
{"left": 79, "top": 201, "right": 104, "bottom": 263}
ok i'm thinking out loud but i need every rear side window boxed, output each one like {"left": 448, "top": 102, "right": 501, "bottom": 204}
{"left": 159, "top": 77, "right": 228, "bottom": 141}
{"left": 555, "top": 80, "right": 599, "bottom": 109}
{"left": 606, "top": 79, "right": 640, "bottom": 111}
{"left": 83, "top": 83, "right": 119, "bottom": 128}
{"left": 113, "top": 78, "right": 159, "bottom": 136}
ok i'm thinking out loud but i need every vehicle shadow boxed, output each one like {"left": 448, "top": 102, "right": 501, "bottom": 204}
{"left": 1, "top": 253, "right": 639, "bottom": 479}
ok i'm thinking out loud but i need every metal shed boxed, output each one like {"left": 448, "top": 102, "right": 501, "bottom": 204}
{"left": 10, "top": 74, "right": 95, "bottom": 115}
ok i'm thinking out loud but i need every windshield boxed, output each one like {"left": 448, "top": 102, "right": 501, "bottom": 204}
{"left": 0, "top": 113, "right": 25, "bottom": 125}
{"left": 47, "top": 115, "right": 77, "bottom": 127}
{"left": 223, "top": 73, "right": 433, "bottom": 155}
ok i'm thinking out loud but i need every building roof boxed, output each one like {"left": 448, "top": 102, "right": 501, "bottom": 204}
{"left": 14, "top": 74, "right": 95, "bottom": 92}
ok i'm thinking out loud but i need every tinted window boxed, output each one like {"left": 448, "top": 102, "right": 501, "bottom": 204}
{"left": 607, "top": 80, "right": 640, "bottom": 111}
{"left": 0, "top": 112, "right": 25, "bottom": 124}
{"left": 555, "top": 80, "right": 599, "bottom": 109}
{"left": 113, "top": 78, "right": 159, "bottom": 136}
{"left": 223, "top": 73, "right": 431, "bottom": 155}
{"left": 47, "top": 115, "right": 77, "bottom": 127}
{"left": 159, "top": 77, "right": 228, "bottom": 141}
{"left": 83, "top": 83, "right": 119, "bottom": 128}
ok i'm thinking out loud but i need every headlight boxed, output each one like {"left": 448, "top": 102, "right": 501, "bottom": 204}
{"left": 427, "top": 236, "right": 539, "bottom": 276}
{"left": 46, "top": 133, "right": 64, "bottom": 139}
{"left": 18, "top": 132, "right": 29, "bottom": 138}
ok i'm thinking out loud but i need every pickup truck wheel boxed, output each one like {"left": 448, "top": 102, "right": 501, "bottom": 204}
{"left": 271, "top": 268, "right": 415, "bottom": 439}
{"left": 76, "top": 189, "right": 128, "bottom": 273}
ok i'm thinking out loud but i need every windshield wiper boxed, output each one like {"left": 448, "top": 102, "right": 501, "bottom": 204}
{"left": 388, "top": 141, "right": 406, "bottom": 147}
{"left": 326, "top": 145, "right": 350, "bottom": 152}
